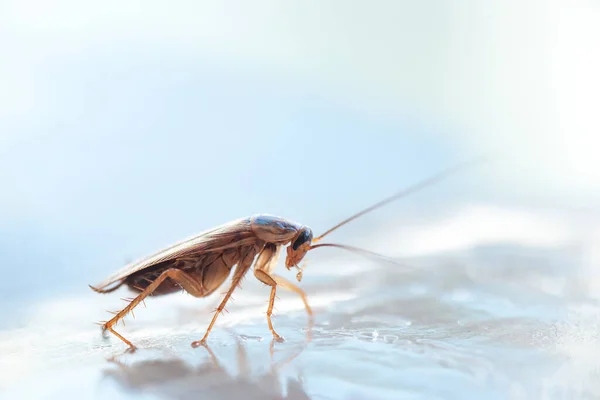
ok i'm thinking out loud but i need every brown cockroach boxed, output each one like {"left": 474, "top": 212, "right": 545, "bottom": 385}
{"left": 90, "top": 157, "right": 487, "bottom": 351}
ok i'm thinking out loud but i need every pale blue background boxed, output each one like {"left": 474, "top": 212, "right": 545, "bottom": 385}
{"left": 2, "top": 2, "right": 600, "bottom": 399}
{"left": 0, "top": 0, "right": 599, "bottom": 344}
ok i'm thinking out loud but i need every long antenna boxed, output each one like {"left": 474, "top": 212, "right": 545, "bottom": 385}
{"left": 313, "top": 155, "right": 491, "bottom": 242}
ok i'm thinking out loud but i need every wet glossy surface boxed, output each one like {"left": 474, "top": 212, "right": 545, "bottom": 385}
{"left": 2, "top": 209, "right": 599, "bottom": 399}
{"left": 2, "top": 2, "right": 599, "bottom": 398}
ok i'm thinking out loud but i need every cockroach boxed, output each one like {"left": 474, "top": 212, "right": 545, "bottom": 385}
{"left": 90, "top": 157, "right": 488, "bottom": 351}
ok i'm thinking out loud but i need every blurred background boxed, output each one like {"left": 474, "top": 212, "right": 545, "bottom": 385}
{"left": 1, "top": 1, "right": 599, "bottom": 399}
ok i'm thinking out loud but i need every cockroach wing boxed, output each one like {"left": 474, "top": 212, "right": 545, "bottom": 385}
{"left": 92, "top": 217, "right": 256, "bottom": 291}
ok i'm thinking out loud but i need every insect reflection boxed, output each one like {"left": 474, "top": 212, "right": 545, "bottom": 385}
{"left": 103, "top": 333, "right": 311, "bottom": 400}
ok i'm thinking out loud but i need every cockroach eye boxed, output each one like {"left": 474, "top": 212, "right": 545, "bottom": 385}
{"left": 292, "top": 228, "right": 313, "bottom": 250}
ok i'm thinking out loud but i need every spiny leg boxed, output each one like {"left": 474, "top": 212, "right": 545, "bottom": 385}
{"left": 192, "top": 247, "right": 256, "bottom": 347}
{"left": 102, "top": 268, "right": 206, "bottom": 351}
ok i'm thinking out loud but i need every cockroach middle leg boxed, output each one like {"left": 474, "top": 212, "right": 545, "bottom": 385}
{"left": 191, "top": 248, "right": 256, "bottom": 347}
{"left": 254, "top": 270, "right": 314, "bottom": 341}
{"left": 101, "top": 268, "right": 207, "bottom": 351}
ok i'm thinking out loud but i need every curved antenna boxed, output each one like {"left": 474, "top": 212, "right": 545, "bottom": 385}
{"left": 313, "top": 155, "right": 491, "bottom": 243}
{"left": 309, "top": 243, "right": 429, "bottom": 275}
{"left": 310, "top": 243, "right": 401, "bottom": 264}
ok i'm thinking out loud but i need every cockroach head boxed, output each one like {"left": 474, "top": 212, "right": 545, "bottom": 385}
{"left": 285, "top": 226, "right": 313, "bottom": 268}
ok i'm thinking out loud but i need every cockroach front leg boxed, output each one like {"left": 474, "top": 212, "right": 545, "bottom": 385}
{"left": 271, "top": 274, "right": 313, "bottom": 318}
{"left": 101, "top": 268, "right": 206, "bottom": 351}
{"left": 254, "top": 270, "right": 283, "bottom": 341}
{"left": 253, "top": 243, "right": 314, "bottom": 340}
{"left": 254, "top": 270, "right": 314, "bottom": 341}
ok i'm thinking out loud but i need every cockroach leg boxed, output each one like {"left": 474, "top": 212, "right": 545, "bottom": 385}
{"left": 102, "top": 268, "right": 207, "bottom": 351}
{"left": 191, "top": 248, "right": 256, "bottom": 348}
{"left": 105, "top": 325, "right": 137, "bottom": 352}
{"left": 253, "top": 271, "right": 314, "bottom": 341}
{"left": 267, "top": 285, "right": 283, "bottom": 341}
{"left": 272, "top": 274, "right": 313, "bottom": 317}
{"left": 253, "top": 270, "right": 283, "bottom": 341}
